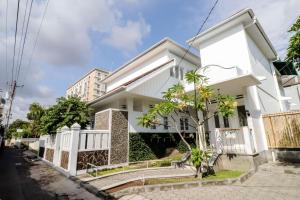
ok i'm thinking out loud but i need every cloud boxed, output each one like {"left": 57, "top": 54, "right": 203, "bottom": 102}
{"left": 103, "top": 17, "right": 151, "bottom": 52}
{"left": 188, "top": 0, "right": 300, "bottom": 59}
{"left": 0, "top": 0, "right": 151, "bottom": 122}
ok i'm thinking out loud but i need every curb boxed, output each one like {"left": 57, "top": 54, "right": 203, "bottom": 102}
{"left": 112, "top": 169, "right": 256, "bottom": 198}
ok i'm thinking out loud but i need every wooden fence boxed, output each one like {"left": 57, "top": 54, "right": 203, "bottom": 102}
{"left": 262, "top": 111, "right": 300, "bottom": 148}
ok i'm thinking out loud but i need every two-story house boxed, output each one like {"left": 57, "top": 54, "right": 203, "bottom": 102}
{"left": 88, "top": 9, "right": 288, "bottom": 169}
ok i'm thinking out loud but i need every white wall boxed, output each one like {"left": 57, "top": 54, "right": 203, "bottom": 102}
{"left": 127, "top": 98, "right": 197, "bottom": 134}
{"left": 107, "top": 51, "right": 170, "bottom": 92}
{"left": 284, "top": 84, "right": 300, "bottom": 110}
{"left": 245, "top": 32, "right": 281, "bottom": 113}
{"left": 198, "top": 24, "right": 252, "bottom": 82}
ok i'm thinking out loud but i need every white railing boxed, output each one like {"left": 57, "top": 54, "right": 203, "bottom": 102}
{"left": 78, "top": 130, "right": 110, "bottom": 151}
{"left": 61, "top": 131, "right": 71, "bottom": 151}
{"left": 40, "top": 134, "right": 56, "bottom": 149}
{"left": 211, "top": 127, "right": 256, "bottom": 155}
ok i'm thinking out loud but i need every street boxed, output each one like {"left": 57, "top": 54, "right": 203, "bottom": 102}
{"left": 0, "top": 147, "right": 102, "bottom": 200}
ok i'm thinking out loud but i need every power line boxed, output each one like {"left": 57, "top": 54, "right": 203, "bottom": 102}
{"left": 16, "top": 0, "right": 30, "bottom": 77}
{"left": 177, "top": 0, "right": 220, "bottom": 68}
{"left": 158, "top": 0, "right": 220, "bottom": 91}
{"left": 22, "top": 0, "right": 50, "bottom": 84}
{"left": 11, "top": 0, "right": 21, "bottom": 83}
{"left": 5, "top": 0, "right": 9, "bottom": 92}
{"left": 16, "top": 0, "right": 34, "bottom": 82}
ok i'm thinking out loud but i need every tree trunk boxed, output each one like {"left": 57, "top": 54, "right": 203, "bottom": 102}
{"left": 197, "top": 124, "right": 205, "bottom": 150}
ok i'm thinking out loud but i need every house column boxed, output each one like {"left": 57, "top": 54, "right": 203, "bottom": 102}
{"left": 68, "top": 123, "right": 81, "bottom": 176}
{"left": 126, "top": 97, "right": 134, "bottom": 133}
{"left": 245, "top": 86, "right": 268, "bottom": 152}
{"left": 53, "top": 128, "right": 62, "bottom": 166}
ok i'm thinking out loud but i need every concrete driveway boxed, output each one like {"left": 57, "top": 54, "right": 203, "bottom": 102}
{"left": 121, "top": 162, "right": 300, "bottom": 200}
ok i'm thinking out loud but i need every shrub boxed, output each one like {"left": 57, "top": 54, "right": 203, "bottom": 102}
{"left": 176, "top": 140, "right": 190, "bottom": 153}
{"left": 129, "top": 133, "right": 156, "bottom": 162}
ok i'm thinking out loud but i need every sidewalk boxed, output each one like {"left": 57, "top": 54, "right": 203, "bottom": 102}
{"left": 83, "top": 167, "right": 195, "bottom": 190}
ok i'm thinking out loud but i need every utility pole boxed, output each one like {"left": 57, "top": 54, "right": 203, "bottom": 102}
{"left": 4, "top": 81, "right": 23, "bottom": 134}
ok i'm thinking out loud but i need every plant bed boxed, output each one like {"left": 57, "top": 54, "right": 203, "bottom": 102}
{"left": 89, "top": 157, "right": 181, "bottom": 177}
{"left": 105, "top": 170, "right": 243, "bottom": 194}
{"left": 144, "top": 170, "right": 243, "bottom": 185}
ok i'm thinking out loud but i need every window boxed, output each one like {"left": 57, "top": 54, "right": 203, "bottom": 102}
{"left": 214, "top": 112, "right": 220, "bottom": 128}
{"left": 180, "top": 118, "right": 184, "bottom": 130}
{"left": 223, "top": 116, "right": 230, "bottom": 128}
{"left": 184, "top": 118, "right": 189, "bottom": 130}
{"left": 151, "top": 124, "right": 156, "bottom": 129}
{"left": 170, "top": 67, "right": 174, "bottom": 77}
{"left": 163, "top": 117, "right": 168, "bottom": 130}
{"left": 175, "top": 66, "right": 179, "bottom": 78}
{"left": 180, "top": 118, "right": 189, "bottom": 130}
{"left": 133, "top": 99, "right": 143, "bottom": 112}
{"left": 237, "top": 106, "right": 248, "bottom": 126}
{"left": 149, "top": 104, "right": 154, "bottom": 109}
{"left": 180, "top": 68, "right": 184, "bottom": 80}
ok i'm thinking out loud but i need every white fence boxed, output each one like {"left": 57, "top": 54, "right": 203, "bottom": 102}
{"left": 38, "top": 123, "right": 112, "bottom": 176}
{"left": 79, "top": 130, "right": 110, "bottom": 151}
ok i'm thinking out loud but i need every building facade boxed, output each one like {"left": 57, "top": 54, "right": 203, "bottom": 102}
{"left": 66, "top": 68, "right": 109, "bottom": 102}
{"left": 89, "top": 8, "right": 289, "bottom": 157}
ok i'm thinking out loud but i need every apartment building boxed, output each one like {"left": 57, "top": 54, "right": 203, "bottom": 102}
{"left": 66, "top": 68, "right": 109, "bottom": 102}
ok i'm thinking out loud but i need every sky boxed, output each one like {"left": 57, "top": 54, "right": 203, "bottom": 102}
{"left": 0, "top": 0, "right": 299, "bottom": 121}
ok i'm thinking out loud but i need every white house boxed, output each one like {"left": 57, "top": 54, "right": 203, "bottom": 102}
{"left": 89, "top": 38, "right": 200, "bottom": 135}
{"left": 88, "top": 8, "right": 288, "bottom": 169}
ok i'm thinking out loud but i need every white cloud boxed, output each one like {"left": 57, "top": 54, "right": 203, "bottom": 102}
{"left": 103, "top": 17, "right": 151, "bottom": 52}
{"left": 0, "top": 0, "right": 151, "bottom": 121}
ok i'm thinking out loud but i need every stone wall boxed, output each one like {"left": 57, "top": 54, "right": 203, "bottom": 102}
{"left": 94, "top": 110, "right": 110, "bottom": 129}
{"left": 45, "top": 148, "right": 54, "bottom": 162}
{"left": 76, "top": 150, "right": 109, "bottom": 170}
{"left": 60, "top": 151, "right": 69, "bottom": 170}
{"left": 110, "top": 110, "right": 128, "bottom": 164}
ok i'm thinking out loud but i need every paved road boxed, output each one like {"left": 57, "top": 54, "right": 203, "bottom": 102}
{"left": 0, "top": 147, "right": 102, "bottom": 200}
{"left": 121, "top": 162, "right": 300, "bottom": 200}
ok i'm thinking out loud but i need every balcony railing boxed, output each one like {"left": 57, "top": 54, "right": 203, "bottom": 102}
{"left": 210, "top": 127, "right": 256, "bottom": 155}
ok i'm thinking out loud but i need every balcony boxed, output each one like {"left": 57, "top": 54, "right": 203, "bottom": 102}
{"left": 184, "top": 66, "right": 260, "bottom": 96}
{"left": 210, "top": 127, "right": 257, "bottom": 155}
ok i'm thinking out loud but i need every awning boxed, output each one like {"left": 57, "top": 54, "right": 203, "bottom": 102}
{"left": 208, "top": 74, "right": 261, "bottom": 95}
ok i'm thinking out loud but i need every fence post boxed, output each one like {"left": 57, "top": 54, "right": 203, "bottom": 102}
{"left": 53, "top": 128, "right": 62, "bottom": 166}
{"left": 68, "top": 123, "right": 81, "bottom": 176}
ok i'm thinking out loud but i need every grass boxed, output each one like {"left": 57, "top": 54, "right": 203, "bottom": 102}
{"left": 144, "top": 170, "right": 243, "bottom": 185}
{"left": 89, "top": 153, "right": 185, "bottom": 177}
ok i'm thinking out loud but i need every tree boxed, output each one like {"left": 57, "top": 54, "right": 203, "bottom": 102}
{"left": 7, "top": 119, "right": 30, "bottom": 139}
{"left": 40, "top": 96, "right": 92, "bottom": 134}
{"left": 138, "top": 70, "right": 236, "bottom": 176}
{"left": 286, "top": 16, "right": 300, "bottom": 68}
{"left": 27, "top": 103, "right": 45, "bottom": 137}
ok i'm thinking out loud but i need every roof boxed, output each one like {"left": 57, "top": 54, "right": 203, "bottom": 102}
{"left": 187, "top": 8, "right": 277, "bottom": 60}
{"left": 104, "top": 38, "right": 200, "bottom": 83}
{"left": 67, "top": 68, "right": 110, "bottom": 89}
{"left": 88, "top": 59, "right": 174, "bottom": 106}
{"left": 273, "top": 61, "right": 297, "bottom": 76}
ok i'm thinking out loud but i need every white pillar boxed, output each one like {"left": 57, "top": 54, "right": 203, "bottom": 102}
{"left": 68, "top": 123, "right": 81, "bottom": 176}
{"left": 127, "top": 97, "right": 134, "bottom": 133}
{"left": 53, "top": 128, "right": 62, "bottom": 166}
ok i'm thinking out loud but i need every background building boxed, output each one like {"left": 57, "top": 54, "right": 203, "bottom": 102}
{"left": 66, "top": 68, "right": 109, "bottom": 102}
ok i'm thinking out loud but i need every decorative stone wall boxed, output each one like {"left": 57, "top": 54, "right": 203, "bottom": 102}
{"left": 60, "top": 151, "right": 69, "bottom": 170}
{"left": 110, "top": 110, "right": 128, "bottom": 164}
{"left": 45, "top": 148, "right": 54, "bottom": 162}
{"left": 94, "top": 110, "right": 110, "bottom": 129}
{"left": 76, "top": 150, "right": 109, "bottom": 170}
